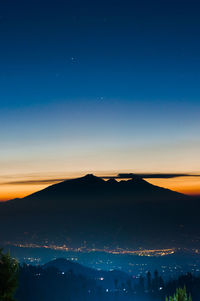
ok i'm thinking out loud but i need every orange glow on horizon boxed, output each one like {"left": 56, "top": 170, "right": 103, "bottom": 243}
{"left": 0, "top": 184, "right": 51, "bottom": 201}
{"left": 0, "top": 174, "right": 200, "bottom": 201}
{"left": 148, "top": 176, "right": 200, "bottom": 196}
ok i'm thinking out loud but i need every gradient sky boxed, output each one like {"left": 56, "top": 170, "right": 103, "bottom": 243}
{"left": 0, "top": 0, "right": 200, "bottom": 200}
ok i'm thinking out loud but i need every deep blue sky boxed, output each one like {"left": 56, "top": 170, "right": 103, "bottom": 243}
{"left": 0, "top": 0, "right": 200, "bottom": 198}
{"left": 1, "top": 0, "right": 200, "bottom": 105}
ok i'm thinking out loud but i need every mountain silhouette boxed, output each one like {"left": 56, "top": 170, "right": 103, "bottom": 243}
{"left": 0, "top": 174, "right": 199, "bottom": 249}
{"left": 43, "top": 258, "right": 130, "bottom": 289}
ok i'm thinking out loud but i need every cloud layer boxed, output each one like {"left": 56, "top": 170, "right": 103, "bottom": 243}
{"left": 1, "top": 173, "right": 200, "bottom": 186}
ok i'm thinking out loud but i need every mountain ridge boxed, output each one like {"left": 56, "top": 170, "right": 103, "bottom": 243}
{"left": 6, "top": 173, "right": 185, "bottom": 205}
{"left": 0, "top": 174, "right": 199, "bottom": 249}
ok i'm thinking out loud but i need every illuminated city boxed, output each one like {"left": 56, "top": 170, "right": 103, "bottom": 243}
{"left": 11, "top": 243, "right": 176, "bottom": 257}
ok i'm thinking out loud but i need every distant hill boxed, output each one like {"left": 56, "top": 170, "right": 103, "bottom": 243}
{"left": 44, "top": 258, "right": 129, "bottom": 288}
{"left": 0, "top": 174, "right": 199, "bottom": 248}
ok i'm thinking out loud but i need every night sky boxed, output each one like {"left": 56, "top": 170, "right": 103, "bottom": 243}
{"left": 0, "top": 0, "right": 200, "bottom": 199}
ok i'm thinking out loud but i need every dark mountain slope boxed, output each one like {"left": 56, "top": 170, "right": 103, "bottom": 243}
{"left": 0, "top": 174, "right": 199, "bottom": 248}
{"left": 2, "top": 174, "right": 185, "bottom": 210}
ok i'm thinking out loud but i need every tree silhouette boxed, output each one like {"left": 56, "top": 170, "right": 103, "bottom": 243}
{"left": 0, "top": 249, "right": 18, "bottom": 301}
{"left": 165, "top": 287, "right": 192, "bottom": 301}
{"left": 153, "top": 269, "right": 159, "bottom": 291}
{"left": 138, "top": 275, "right": 145, "bottom": 294}
{"left": 147, "top": 271, "right": 152, "bottom": 292}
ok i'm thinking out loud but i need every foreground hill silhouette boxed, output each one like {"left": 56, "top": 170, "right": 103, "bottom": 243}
{"left": 44, "top": 258, "right": 129, "bottom": 287}
{"left": 0, "top": 174, "right": 199, "bottom": 248}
